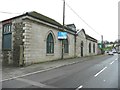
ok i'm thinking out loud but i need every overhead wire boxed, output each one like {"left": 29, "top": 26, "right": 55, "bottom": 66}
{"left": 61, "top": 0, "right": 101, "bottom": 36}
{"left": 0, "top": 1, "right": 102, "bottom": 39}
{"left": 0, "top": 1, "right": 101, "bottom": 36}
{"left": 0, "top": 11, "right": 21, "bottom": 14}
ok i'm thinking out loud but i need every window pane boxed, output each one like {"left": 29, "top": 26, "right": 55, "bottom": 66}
{"left": 7, "top": 25, "right": 9, "bottom": 33}
{"left": 47, "top": 41, "right": 49, "bottom": 53}
{"left": 4, "top": 26, "right": 6, "bottom": 33}
{"left": 9, "top": 25, "right": 11, "bottom": 32}
{"left": 3, "top": 24, "right": 12, "bottom": 34}
{"left": 3, "top": 34, "right": 12, "bottom": 50}
{"left": 46, "top": 33, "right": 54, "bottom": 54}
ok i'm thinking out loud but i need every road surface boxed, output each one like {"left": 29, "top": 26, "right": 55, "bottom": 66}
{"left": 2, "top": 54, "right": 119, "bottom": 89}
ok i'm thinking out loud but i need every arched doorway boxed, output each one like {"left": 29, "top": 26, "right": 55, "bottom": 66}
{"left": 81, "top": 41, "right": 84, "bottom": 57}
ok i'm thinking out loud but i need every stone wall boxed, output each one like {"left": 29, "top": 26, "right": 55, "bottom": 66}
{"left": 23, "top": 18, "right": 75, "bottom": 66}
{"left": 2, "top": 18, "right": 24, "bottom": 66}
{"left": 86, "top": 40, "right": 97, "bottom": 56}
{"left": 76, "top": 30, "right": 98, "bottom": 57}
{"left": 1, "top": 21, "right": 13, "bottom": 66}
{"left": 12, "top": 22, "right": 24, "bottom": 66}
{"left": 1, "top": 15, "right": 98, "bottom": 67}
{"left": 0, "top": 23, "right": 2, "bottom": 62}
{"left": 76, "top": 30, "right": 87, "bottom": 57}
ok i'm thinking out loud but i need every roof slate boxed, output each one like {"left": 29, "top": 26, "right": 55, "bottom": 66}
{"left": 27, "top": 11, "right": 62, "bottom": 27}
{"left": 86, "top": 34, "right": 97, "bottom": 42}
{"left": 1, "top": 11, "right": 97, "bottom": 41}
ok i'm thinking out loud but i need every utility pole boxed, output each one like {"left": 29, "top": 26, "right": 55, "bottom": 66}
{"left": 63, "top": 0, "right": 65, "bottom": 28}
{"left": 101, "top": 35, "right": 104, "bottom": 54}
{"left": 61, "top": 0, "right": 65, "bottom": 59}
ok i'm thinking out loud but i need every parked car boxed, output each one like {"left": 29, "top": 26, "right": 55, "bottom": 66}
{"left": 105, "top": 51, "right": 109, "bottom": 53}
{"left": 113, "top": 51, "right": 117, "bottom": 53}
{"left": 108, "top": 51, "right": 114, "bottom": 55}
{"left": 118, "top": 51, "right": 120, "bottom": 54}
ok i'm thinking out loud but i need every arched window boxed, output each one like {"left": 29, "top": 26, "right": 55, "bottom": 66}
{"left": 64, "top": 39, "right": 69, "bottom": 53}
{"left": 89, "top": 43, "right": 91, "bottom": 53}
{"left": 46, "top": 33, "right": 54, "bottom": 54}
{"left": 93, "top": 43, "right": 95, "bottom": 53}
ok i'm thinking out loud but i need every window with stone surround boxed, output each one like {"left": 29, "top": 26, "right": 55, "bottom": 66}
{"left": 2, "top": 23, "right": 12, "bottom": 50}
{"left": 46, "top": 33, "right": 54, "bottom": 54}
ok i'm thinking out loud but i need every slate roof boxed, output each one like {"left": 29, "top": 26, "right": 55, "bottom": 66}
{"left": 86, "top": 34, "right": 97, "bottom": 43}
{"left": 80, "top": 29, "right": 97, "bottom": 43}
{"left": 27, "top": 11, "right": 62, "bottom": 27}
{"left": 2, "top": 11, "right": 62, "bottom": 27}
{"left": 27, "top": 11, "right": 76, "bottom": 33}
{"left": 1, "top": 11, "right": 76, "bottom": 33}
{"left": 1, "top": 11, "right": 98, "bottom": 40}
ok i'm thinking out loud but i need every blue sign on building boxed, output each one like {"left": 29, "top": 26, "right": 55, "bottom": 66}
{"left": 58, "top": 32, "right": 67, "bottom": 40}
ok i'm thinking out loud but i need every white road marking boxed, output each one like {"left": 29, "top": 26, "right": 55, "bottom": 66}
{"left": 94, "top": 67, "right": 107, "bottom": 77}
{"left": 76, "top": 85, "right": 83, "bottom": 90}
{"left": 103, "top": 80, "right": 106, "bottom": 82}
{"left": 1, "top": 69, "right": 50, "bottom": 82}
{"left": 16, "top": 78, "right": 46, "bottom": 88}
{"left": 16, "top": 78, "right": 56, "bottom": 88}
{"left": 1, "top": 61, "right": 82, "bottom": 82}
{"left": 110, "top": 61, "right": 115, "bottom": 65}
{"left": 1, "top": 65, "right": 67, "bottom": 82}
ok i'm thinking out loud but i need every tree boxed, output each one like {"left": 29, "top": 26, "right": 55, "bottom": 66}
{"left": 110, "top": 41, "right": 114, "bottom": 44}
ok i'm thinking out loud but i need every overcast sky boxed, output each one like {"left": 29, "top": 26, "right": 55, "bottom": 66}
{"left": 0, "top": 0, "right": 119, "bottom": 42}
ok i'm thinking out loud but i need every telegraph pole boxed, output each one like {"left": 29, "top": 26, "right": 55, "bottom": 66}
{"left": 63, "top": 0, "right": 65, "bottom": 28}
{"left": 101, "top": 35, "right": 104, "bottom": 54}
{"left": 61, "top": 0, "right": 65, "bottom": 59}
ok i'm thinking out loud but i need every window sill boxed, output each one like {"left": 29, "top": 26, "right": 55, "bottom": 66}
{"left": 2, "top": 49, "right": 12, "bottom": 51}
{"left": 46, "top": 53, "right": 54, "bottom": 56}
{"left": 64, "top": 53, "right": 69, "bottom": 55}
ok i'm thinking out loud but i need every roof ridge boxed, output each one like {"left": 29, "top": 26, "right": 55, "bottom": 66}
{"left": 27, "top": 11, "right": 62, "bottom": 27}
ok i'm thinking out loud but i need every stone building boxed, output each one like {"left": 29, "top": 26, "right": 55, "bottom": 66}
{"left": 0, "top": 22, "right": 2, "bottom": 61}
{"left": 0, "top": 11, "right": 98, "bottom": 66}
{"left": 76, "top": 29, "right": 97, "bottom": 57}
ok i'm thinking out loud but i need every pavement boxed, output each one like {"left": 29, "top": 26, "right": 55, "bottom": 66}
{"left": 2, "top": 55, "right": 105, "bottom": 81}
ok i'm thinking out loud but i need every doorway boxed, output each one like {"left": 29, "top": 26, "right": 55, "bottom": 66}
{"left": 81, "top": 41, "right": 83, "bottom": 57}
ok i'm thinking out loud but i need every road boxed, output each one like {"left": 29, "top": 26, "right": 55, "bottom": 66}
{"left": 2, "top": 54, "right": 119, "bottom": 89}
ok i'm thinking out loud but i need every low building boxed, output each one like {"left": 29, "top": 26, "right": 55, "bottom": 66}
{"left": 0, "top": 22, "right": 2, "bottom": 61}
{"left": 0, "top": 11, "right": 98, "bottom": 66}
{"left": 76, "top": 29, "right": 97, "bottom": 57}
